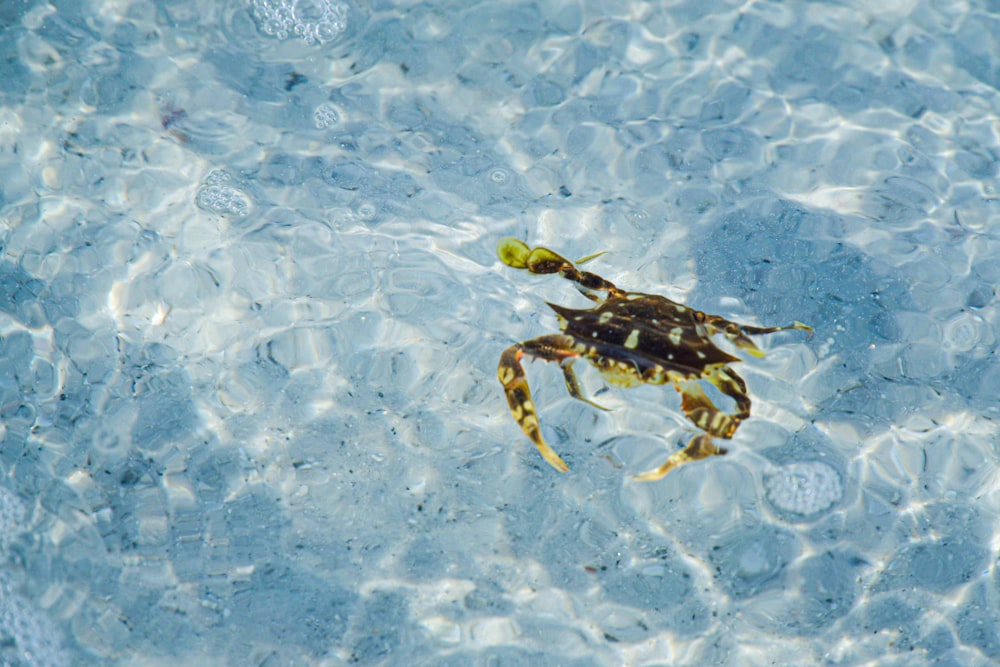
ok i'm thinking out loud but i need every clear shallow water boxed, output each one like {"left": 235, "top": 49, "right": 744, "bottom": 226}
{"left": 0, "top": 0, "right": 999, "bottom": 664}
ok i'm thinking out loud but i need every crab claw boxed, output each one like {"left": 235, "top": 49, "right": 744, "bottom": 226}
{"left": 497, "top": 238, "right": 575, "bottom": 275}
{"left": 497, "top": 237, "right": 532, "bottom": 269}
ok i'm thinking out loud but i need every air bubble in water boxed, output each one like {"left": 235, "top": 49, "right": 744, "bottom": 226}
{"left": 764, "top": 461, "right": 843, "bottom": 517}
{"left": 489, "top": 168, "right": 509, "bottom": 185}
{"left": 204, "top": 170, "right": 231, "bottom": 186}
{"left": 313, "top": 103, "right": 341, "bottom": 129}
{"left": 0, "top": 486, "right": 26, "bottom": 549}
{"left": 196, "top": 171, "right": 250, "bottom": 217}
{"left": 249, "top": 0, "right": 349, "bottom": 45}
{"left": 943, "top": 312, "right": 984, "bottom": 352}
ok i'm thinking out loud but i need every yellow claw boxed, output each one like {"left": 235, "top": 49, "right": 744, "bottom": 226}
{"left": 525, "top": 246, "right": 571, "bottom": 274}
{"left": 497, "top": 237, "right": 531, "bottom": 268}
{"left": 497, "top": 238, "right": 574, "bottom": 275}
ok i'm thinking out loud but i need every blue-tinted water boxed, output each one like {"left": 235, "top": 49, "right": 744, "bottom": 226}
{"left": 1, "top": 0, "right": 999, "bottom": 664}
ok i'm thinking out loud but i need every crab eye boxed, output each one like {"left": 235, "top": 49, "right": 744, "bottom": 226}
{"left": 694, "top": 310, "right": 706, "bottom": 323}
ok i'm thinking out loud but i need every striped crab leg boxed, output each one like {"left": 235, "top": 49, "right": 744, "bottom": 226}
{"left": 634, "top": 433, "right": 725, "bottom": 482}
{"left": 703, "top": 316, "right": 814, "bottom": 358}
{"left": 498, "top": 334, "right": 596, "bottom": 472}
{"left": 635, "top": 365, "right": 754, "bottom": 481}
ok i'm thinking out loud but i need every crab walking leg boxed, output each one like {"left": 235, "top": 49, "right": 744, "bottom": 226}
{"left": 705, "top": 365, "right": 751, "bottom": 421}
{"left": 636, "top": 366, "right": 756, "bottom": 481}
{"left": 497, "top": 237, "right": 623, "bottom": 302}
{"left": 561, "top": 363, "right": 611, "bottom": 411}
{"left": 633, "top": 375, "right": 742, "bottom": 481}
{"left": 738, "top": 321, "right": 813, "bottom": 336}
{"left": 498, "top": 334, "right": 584, "bottom": 472}
{"left": 635, "top": 434, "right": 725, "bottom": 482}
{"left": 704, "top": 317, "right": 814, "bottom": 358}
{"left": 677, "top": 380, "right": 740, "bottom": 438}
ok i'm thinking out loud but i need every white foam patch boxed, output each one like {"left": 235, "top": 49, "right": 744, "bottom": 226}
{"left": 249, "top": 0, "right": 349, "bottom": 45}
{"left": 765, "top": 460, "right": 844, "bottom": 516}
{"left": 195, "top": 170, "right": 250, "bottom": 217}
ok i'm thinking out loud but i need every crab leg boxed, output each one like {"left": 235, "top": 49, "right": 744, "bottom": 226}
{"left": 561, "top": 364, "right": 611, "bottom": 411}
{"left": 677, "top": 380, "right": 740, "bottom": 438}
{"left": 498, "top": 237, "right": 623, "bottom": 302}
{"left": 635, "top": 434, "right": 725, "bottom": 482}
{"left": 704, "top": 364, "right": 751, "bottom": 421}
{"left": 703, "top": 317, "right": 813, "bottom": 358}
{"left": 633, "top": 374, "right": 742, "bottom": 481}
{"left": 498, "top": 334, "right": 584, "bottom": 472}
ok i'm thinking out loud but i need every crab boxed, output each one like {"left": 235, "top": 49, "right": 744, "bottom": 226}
{"left": 496, "top": 238, "right": 811, "bottom": 481}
